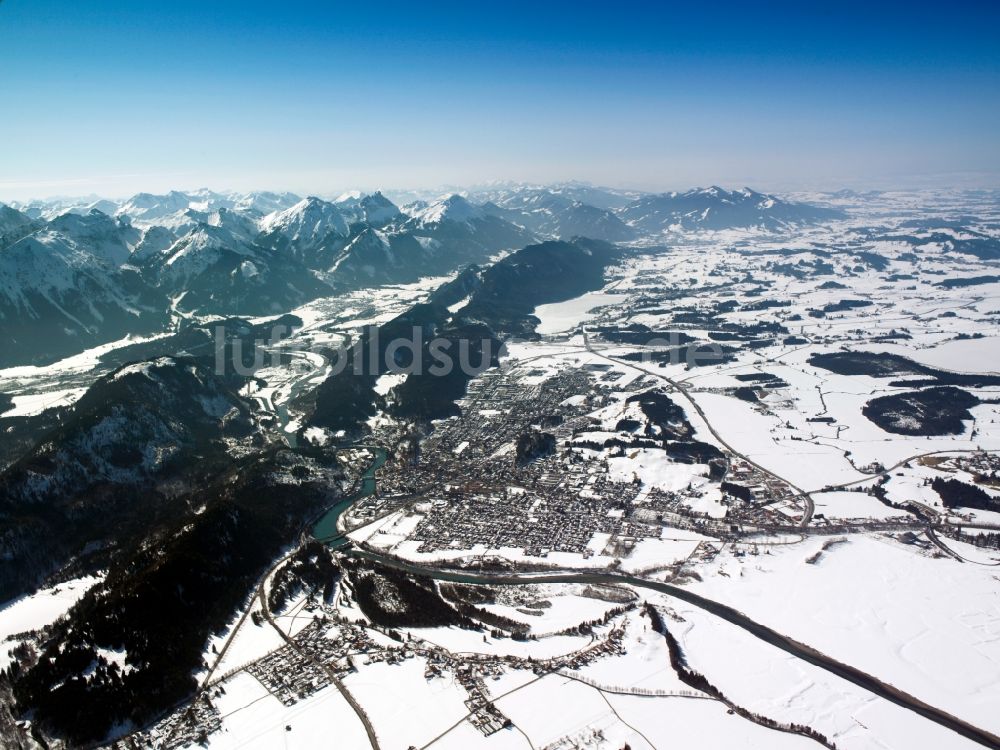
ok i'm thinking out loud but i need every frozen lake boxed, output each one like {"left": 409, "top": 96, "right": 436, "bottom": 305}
{"left": 533, "top": 291, "right": 627, "bottom": 334}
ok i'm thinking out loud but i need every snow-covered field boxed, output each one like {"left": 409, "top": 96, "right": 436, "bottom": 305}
{"left": 343, "top": 658, "right": 471, "bottom": 750}
{"left": 811, "top": 490, "right": 913, "bottom": 520}
{"left": 669, "top": 593, "right": 989, "bottom": 750}
{"left": 205, "top": 672, "right": 372, "bottom": 750}
{"left": 685, "top": 534, "right": 1000, "bottom": 734}
{"left": 0, "top": 575, "right": 101, "bottom": 669}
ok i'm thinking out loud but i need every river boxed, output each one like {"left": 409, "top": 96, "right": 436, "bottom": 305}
{"left": 311, "top": 446, "right": 388, "bottom": 548}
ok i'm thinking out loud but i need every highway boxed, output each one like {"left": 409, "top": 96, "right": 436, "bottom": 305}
{"left": 350, "top": 549, "right": 1000, "bottom": 750}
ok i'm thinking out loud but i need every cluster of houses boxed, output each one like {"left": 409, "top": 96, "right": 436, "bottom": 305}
{"left": 349, "top": 361, "right": 820, "bottom": 563}
{"left": 114, "top": 694, "right": 221, "bottom": 750}
{"left": 930, "top": 450, "right": 1000, "bottom": 481}
{"left": 721, "top": 460, "right": 805, "bottom": 524}
{"left": 244, "top": 618, "right": 373, "bottom": 705}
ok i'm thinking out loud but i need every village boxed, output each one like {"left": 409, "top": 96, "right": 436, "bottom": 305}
{"left": 116, "top": 581, "right": 640, "bottom": 750}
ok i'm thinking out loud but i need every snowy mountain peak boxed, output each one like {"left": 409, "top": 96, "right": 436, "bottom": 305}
{"left": 200, "top": 207, "right": 259, "bottom": 242}
{"left": 334, "top": 190, "right": 364, "bottom": 204}
{"left": 116, "top": 191, "right": 195, "bottom": 223}
{"left": 231, "top": 191, "right": 301, "bottom": 215}
{"left": 156, "top": 223, "right": 255, "bottom": 282}
{"left": 259, "top": 196, "right": 350, "bottom": 246}
{"left": 47, "top": 209, "right": 138, "bottom": 265}
{"left": 414, "top": 193, "right": 485, "bottom": 225}
{"left": 358, "top": 191, "right": 402, "bottom": 226}
{"left": 0, "top": 203, "right": 37, "bottom": 247}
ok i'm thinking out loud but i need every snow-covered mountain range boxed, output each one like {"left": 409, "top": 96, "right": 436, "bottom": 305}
{"left": 618, "top": 186, "right": 845, "bottom": 232}
{"left": 0, "top": 185, "right": 845, "bottom": 367}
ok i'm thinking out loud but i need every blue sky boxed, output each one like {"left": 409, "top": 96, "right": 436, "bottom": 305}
{"left": 1, "top": 0, "right": 998, "bottom": 199}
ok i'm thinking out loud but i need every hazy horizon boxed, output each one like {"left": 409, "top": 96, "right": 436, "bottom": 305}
{"left": 2, "top": 1, "right": 999, "bottom": 201}
{"left": 5, "top": 176, "right": 1000, "bottom": 207}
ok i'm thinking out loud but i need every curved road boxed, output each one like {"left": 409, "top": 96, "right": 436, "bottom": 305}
{"left": 351, "top": 549, "right": 1000, "bottom": 750}
{"left": 812, "top": 448, "right": 993, "bottom": 494}
{"left": 256, "top": 575, "right": 382, "bottom": 750}
{"left": 581, "top": 330, "right": 816, "bottom": 526}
